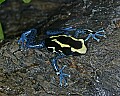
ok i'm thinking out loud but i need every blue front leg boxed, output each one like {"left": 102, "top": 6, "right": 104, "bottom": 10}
{"left": 46, "top": 27, "right": 76, "bottom": 36}
{"left": 61, "top": 27, "right": 76, "bottom": 31}
{"left": 61, "top": 27, "right": 86, "bottom": 38}
{"left": 46, "top": 30, "right": 65, "bottom": 36}
{"left": 74, "top": 28, "right": 106, "bottom": 42}
{"left": 74, "top": 29, "right": 86, "bottom": 38}
{"left": 84, "top": 28, "right": 106, "bottom": 42}
{"left": 51, "top": 53, "right": 70, "bottom": 87}
{"left": 46, "top": 30, "right": 71, "bottom": 36}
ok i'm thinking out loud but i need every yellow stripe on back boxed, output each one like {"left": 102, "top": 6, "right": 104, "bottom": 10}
{"left": 71, "top": 39, "right": 87, "bottom": 54}
{"left": 52, "top": 39, "right": 70, "bottom": 48}
{"left": 52, "top": 37, "right": 87, "bottom": 54}
{"left": 50, "top": 35, "right": 83, "bottom": 42}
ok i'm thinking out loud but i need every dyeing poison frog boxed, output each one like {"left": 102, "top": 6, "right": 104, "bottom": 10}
{"left": 18, "top": 27, "right": 106, "bottom": 86}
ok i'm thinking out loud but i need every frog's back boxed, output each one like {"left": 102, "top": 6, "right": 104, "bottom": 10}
{"left": 45, "top": 35, "right": 87, "bottom": 55}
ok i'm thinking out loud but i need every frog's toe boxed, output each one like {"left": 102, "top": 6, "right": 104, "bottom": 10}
{"left": 57, "top": 65, "right": 70, "bottom": 87}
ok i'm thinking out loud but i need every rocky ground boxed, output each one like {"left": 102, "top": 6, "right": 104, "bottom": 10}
{"left": 0, "top": 0, "right": 120, "bottom": 96}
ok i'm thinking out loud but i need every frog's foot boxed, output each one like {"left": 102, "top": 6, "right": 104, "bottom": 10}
{"left": 56, "top": 65, "right": 70, "bottom": 87}
{"left": 18, "top": 29, "right": 37, "bottom": 50}
{"left": 85, "top": 28, "right": 106, "bottom": 42}
{"left": 18, "top": 33, "right": 28, "bottom": 50}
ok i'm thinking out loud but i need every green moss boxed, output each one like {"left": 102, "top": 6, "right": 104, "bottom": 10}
{"left": 0, "top": 0, "right": 5, "bottom": 4}
{"left": 22, "top": 0, "right": 31, "bottom": 3}
{"left": 0, "top": 23, "right": 4, "bottom": 40}
{"left": 0, "top": 0, "right": 32, "bottom": 4}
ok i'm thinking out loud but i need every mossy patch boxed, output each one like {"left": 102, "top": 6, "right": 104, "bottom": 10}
{"left": 0, "top": 23, "right": 4, "bottom": 40}
{"left": 0, "top": 0, "right": 5, "bottom": 4}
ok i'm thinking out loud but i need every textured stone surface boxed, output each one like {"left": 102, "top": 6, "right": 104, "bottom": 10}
{"left": 0, "top": 0, "right": 120, "bottom": 96}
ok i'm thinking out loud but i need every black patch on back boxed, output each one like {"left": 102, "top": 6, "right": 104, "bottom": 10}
{"left": 44, "top": 35, "right": 86, "bottom": 56}
{"left": 45, "top": 38, "right": 60, "bottom": 51}
{"left": 45, "top": 37, "right": 72, "bottom": 55}
{"left": 61, "top": 47, "right": 71, "bottom": 55}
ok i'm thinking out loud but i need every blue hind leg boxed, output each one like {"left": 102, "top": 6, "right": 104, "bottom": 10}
{"left": 18, "top": 29, "right": 45, "bottom": 50}
{"left": 51, "top": 53, "right": 70, "bottom": 87}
